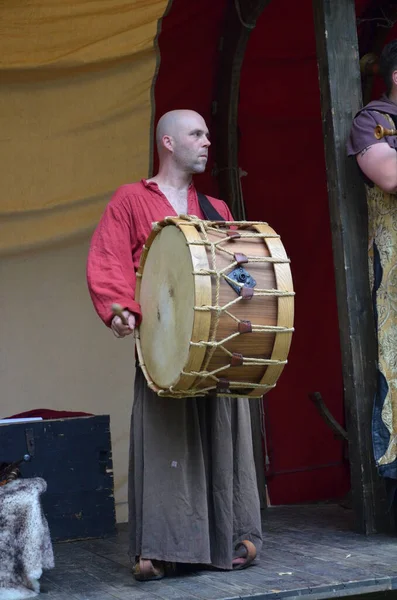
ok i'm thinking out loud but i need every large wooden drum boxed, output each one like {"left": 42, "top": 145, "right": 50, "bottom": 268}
{"left": 135, "top": 216, "right": 294, "bottom": 398}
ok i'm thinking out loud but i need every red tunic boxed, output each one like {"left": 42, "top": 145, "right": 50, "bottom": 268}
{"left": 86, "top": 179, "right": 233, "bottom": 326}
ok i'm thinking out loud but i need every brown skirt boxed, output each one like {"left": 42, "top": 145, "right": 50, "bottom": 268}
{"left": 128, "top": 368, "right": 263, "bottom": 570}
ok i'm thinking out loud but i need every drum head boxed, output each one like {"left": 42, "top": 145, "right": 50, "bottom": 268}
{"left": 139, "top": 224, "right": 195, "bottom": 389}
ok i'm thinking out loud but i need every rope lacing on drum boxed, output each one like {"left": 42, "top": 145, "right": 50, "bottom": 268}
{"left": 135, "top": 215, "right": 295, "bottom": 398}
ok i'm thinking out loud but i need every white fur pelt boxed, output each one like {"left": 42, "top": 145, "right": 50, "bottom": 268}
{"left": 0, "top": 478, "right": 54, "bottom": 600}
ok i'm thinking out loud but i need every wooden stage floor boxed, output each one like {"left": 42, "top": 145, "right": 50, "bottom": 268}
{"left": 41, "top": 504, "right": 397, "bottom": 600}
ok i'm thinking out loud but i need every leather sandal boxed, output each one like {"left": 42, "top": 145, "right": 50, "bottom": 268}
{"left": 232, "top": 540, "right": 257, "bottom": 570}
{"left": 133, "top": 557, "right": 165, "bottom": 581}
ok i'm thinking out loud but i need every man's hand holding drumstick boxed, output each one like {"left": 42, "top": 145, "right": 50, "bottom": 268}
{"left": 111, "top": 303, "right": 136, "bottom": 338}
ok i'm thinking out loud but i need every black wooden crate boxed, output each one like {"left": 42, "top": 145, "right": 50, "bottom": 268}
{"left": 0, "top": 414, "right": 116, "bottom": 541}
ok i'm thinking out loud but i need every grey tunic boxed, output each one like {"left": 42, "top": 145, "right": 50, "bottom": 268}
{"left": 128, "top": 367, "right": 263, "bottom": 570}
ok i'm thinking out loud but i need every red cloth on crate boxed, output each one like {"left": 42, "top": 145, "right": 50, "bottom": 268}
{"left": 86, "top": 179, "right": 233, "bottom": 328}
{"left": 6, "top": 409, "right": 93, "bottom": 420}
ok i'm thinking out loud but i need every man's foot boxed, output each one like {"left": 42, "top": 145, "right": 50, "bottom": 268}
{"left": 133, "top": 558, "right": 165, "bottom": 581}
{"left": 232, "top": 540, "right": 257, "bottom": 570}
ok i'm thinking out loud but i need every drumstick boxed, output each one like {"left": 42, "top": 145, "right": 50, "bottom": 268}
{"left": 111, "top": 303, "right": 129, "bottom": 326}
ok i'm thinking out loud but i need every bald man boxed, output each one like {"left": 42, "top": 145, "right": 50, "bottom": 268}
{"left": 87, "top": 110, "right": 263, "bottom": 581}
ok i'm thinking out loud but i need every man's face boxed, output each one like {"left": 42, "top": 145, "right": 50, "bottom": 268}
{"left": 171, "top": 114, "right": 211, "bottom": 174}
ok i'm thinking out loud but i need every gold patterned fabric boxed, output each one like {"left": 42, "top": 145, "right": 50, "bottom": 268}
{"left": 366, "top": 115, "right": 397, "bottom": 475}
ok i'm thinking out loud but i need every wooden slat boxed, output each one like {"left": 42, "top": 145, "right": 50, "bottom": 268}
{"left": 312, "top": 0, "right": 393, "bottom": 535}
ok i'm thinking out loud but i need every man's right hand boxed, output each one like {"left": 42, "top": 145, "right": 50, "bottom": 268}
{"left": 111, "top": 311, "right": 136, "bottom": 338}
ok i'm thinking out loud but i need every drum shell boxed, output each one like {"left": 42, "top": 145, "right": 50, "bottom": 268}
{"left": 135, "top": 218, "right": 294, "bottom": 398}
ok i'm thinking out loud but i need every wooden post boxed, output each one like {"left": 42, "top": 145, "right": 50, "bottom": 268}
{"left": 312, "top": 0, "right": 393, "bottom": 534}
{"left": 213, "top": 0, "right": 271, "bottom": 220}
{"left": 213, "top": 0, "right": 270, "bottom": 510}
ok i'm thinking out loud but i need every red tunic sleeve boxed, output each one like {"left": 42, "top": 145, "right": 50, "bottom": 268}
{"left": 86, "top": 189, "right": 142, "bottom": 327}
{"left": 222, "top": 202, "right": 234, "bottom": 221}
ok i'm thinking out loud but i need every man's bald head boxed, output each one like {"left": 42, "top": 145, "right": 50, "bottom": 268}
{"left": 155, "top": 109, "right": 211, "bottom": 175}
{"left": 156, "top": 110, "right": 207, "bottom": 151}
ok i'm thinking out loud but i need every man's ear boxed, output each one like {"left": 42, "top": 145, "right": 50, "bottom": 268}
{"left": 162, "top": 135, "right": 173, "bottom": 153}
{"left": 392, "top": 69, "right": 397, "bottom": 87}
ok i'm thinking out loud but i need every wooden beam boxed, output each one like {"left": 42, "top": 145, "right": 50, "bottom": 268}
{"left": 312, "top": 0, "right": 393, "bottom": 534}
{"left": 213, "top": 0, "right": 271, "bottom": 220}
{"left": 213, "top": 0, "right": 270, "bottom": 510}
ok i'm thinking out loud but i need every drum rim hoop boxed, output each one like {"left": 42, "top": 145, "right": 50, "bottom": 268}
{"left": 135, "top": 217, "right": 212, "bottom": 393}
